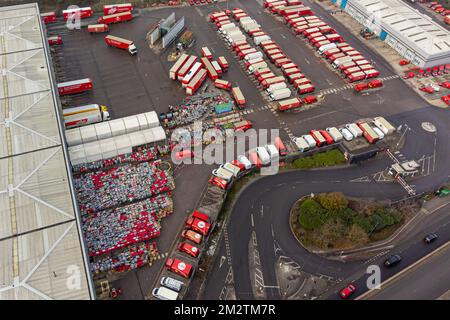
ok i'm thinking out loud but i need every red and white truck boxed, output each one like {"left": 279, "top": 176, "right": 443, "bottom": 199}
{"left": 41, "top": 12, "right": 56, "bottom": 24}
{"left": 182, "top": 62, "right": 202, "bottom": 87}
{"left": 201, "top": 57, "right": 218, "bottom": 80}
{"left": 215, "top": 79, "right": 232, "bottom": 90}
{"left": 165, "top": 258, "right": 193, "bottom": 279}
{"left": 297, "top": 83, "right": 315, "bottom": 94}
{"left": 103, "top": 3, "right": 133, "bottom": 15}
{"left": 88, "top": 24, "right": 109, "bottom": 33}
{"left": 277, "top": 97, "right": 302, "bottom": 111}
{"left": 169, "top": 53, "right": 189, "bottom": 80}
{"left": 217, "top": 56, "right": 229, "bottom": 71}
{"left": 288, "top": 73, "right": 305, "bottom": 83}
{"left": 177, "top": 55, "right": 198, "bottom": 80}
{"left": 357, "top": 122, "right": 379, "bottom": 144}
{"left": 201, "top": 47, "right": 213, "bottom": 60}
{"left": 348, "top": 71, "right": 366, "bottom": 83}
{"left": 232, "top": 87, "right": 246, "bottom": 109}
{"left": 186, "top": 211, "right": 211, "bottom": 236}
{"left": 48, "top": 36, "right": 63, "bottom": 45}
{"left": 63, "top": 104, "right": 110, "bottom": 129}
{"left": 261, "top": 76, "right": 285, "bottom": 88}
{"left": 98, "top": 11, "right": 133, "bottom": 24}
{"left": 62, "top": 7, "right": 93, "bottom": 21}
{"left": 105, "top": 35, "right": 137, "bottom": 55}
{"left": 57, "top": 78, "right": 93, "bottom": 96}
{"left": 186, "top": 68, "right": 207, "bottom": 95}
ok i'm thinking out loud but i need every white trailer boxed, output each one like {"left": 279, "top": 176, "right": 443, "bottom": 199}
{"left": 244, "top": 51, "right": 263, "bottom": 62}
{"left": 325, "top": 127, "right": 343, "bottom": 142}
{"left": 373, "top": 117, "right": 396, "bottom": 135}
{"left": 265, "top": 82, "right": 288, "bottom": 94}
{"left": 254, "top": 35, "right": 271, "bottom": 46}
{"left": 269, "top": 87, "right": 291, "bottom": 101}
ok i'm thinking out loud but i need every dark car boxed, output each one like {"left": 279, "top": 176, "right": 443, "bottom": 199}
{"left": 424, "top": 233, "right": 438, "bottom": 244}
{"left": 339, "top": 284, "right": 357, "bottom": 299}
{"left": 384, "top": 254, "right": 402, "bottom": 267}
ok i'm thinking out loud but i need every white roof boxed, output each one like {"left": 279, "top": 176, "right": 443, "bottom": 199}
{"left": 352, "top": 0, "right": 450, "bottom": 56}
{"left": 0, "top": 3, "right": 91, "bottom": 300}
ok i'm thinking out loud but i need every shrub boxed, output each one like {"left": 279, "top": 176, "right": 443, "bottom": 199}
{"left": 298, "top": 199, "right": 328, "bottom": 230}
{"left": 317, "top": 192, "right": 349, "bottom": 210}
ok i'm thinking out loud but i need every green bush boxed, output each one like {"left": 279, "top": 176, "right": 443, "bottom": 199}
{"left": 352, "top": 215, "right": 372, "bottom": 233}
{"left": 298, "top": 199, "right": 328, "bottom": 230}
{"left": 292, "top": 149, "right": 346, "bottom": 169}
{"left": 317, "top": 192, "right": 349, "bottom": 210}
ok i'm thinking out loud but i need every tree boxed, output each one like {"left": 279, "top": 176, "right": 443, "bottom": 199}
{"left": 318, "top": 192, "right": 349, "bottom": 210}
{"left": 298, "top": 199, "right": 327, "bottom": 230}
{"left": 347, "top": 224, "right": 369, "bottom": 245}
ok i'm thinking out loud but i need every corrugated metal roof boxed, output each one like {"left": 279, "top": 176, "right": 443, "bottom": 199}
{"left": 0, "top": 3, "right": 92, "bottom": 300}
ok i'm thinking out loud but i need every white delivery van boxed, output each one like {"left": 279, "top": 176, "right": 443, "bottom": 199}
{"left": 212, "top": 167, "right": 234, "bottom": 182}
{"left": 265, "top": 82, "right": 288, "bottom": 95}
{"left": 318, "top": 43, "right": 337, "bottom": 55}
{"left": 221, "top": 162, "right": 241, "bottom": 177}
{"left": 256, "top": 146, "right": 271, "bottom": 165}
{"left": 345, "top": 123, "right": 363, "bottom": 138}
{"left": 326, "top": 127, "right": 343, "bottom": 142}
{"left": 152, "top": 287, "right": 178, "bottom": 300}
{"left": 301, "top": 134, "right": 317, "bottom": 148}
{"left": 160, "top": 277, "right": 184, "bottom": 292}
{"left": 237, "top": 155, "right": 252, "bottom": 170}
{"left": 293, "top": 136, "right": 310, "bottom": 152}
{"left": 265, "top": 144, "right": 279, "bottom": 160}
{"left": 332, "top": 56, "right": 353, "bottom": 68}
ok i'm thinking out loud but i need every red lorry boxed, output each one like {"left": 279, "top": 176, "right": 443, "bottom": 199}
{"left": 277, "top": 97, "right": 302, "bottom": 111}
{"left": 186, "top": 68, "right": 207, "bottom": 95}
{"left": 62, "top": 7, "right": 93, "bottom": 21}
{"left": 217, "top": 56, "right": 229, "bottom": 71}
{"left": 215, "top": 79, "right": 232, "bottom": 91}
{"left": 98, "top": 11, "right": 133, "bottom": 24}
{"left": 105, "top": 35, "right": 137, "bottom": 55}
{"left": 57, "top": 78, "right": 93, "bottom": 96}
{"left": 186, "top": 211, "right": 211, "bottom": 236}
{"left": 103, "top": 3, "right": 133, "bottom": 15}
{"left": 88, "top": 24, "right": 109, "bottom": 33}
{"left": 232, "top": 87, "right": 246, "bottom": 109}
{"left": 41, "top": 12, "right": 56, "bottom": 24}
{"left": 48, "top": 36, "right": 62, "bottom": 45}
{"left": 357, "top": 122, "right": 379, "bottom": 144}
{"left": 165, "top": 258, "right": 193, "bottom": 279}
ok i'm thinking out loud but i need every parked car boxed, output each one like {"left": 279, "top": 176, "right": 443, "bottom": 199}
{"left": 339, "top": 284, "right": 356, "bottom": 299}
{"left": 384, "top": 254, "right": 402, "bottom": 267}
{"left": 424, "top": 233, "right": 438, "bottom": 244}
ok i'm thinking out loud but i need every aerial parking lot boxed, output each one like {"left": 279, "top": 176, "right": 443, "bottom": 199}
{"left": 4, "top": 0, "right": 450, "bottom": 306}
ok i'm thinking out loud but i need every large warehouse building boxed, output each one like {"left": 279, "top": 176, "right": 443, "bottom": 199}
{"left": 333, "top": 0, "right": 450, "bottom": 68}
{"left": 0, "top": 3, "right": 93, "bottom": 299}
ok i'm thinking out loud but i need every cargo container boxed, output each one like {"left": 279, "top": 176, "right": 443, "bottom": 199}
{"left": 277, "top": 97, "right": 302, "bottom": 111}
{"left": 297, "top": 83, "right": 315, "bottom": 94}
{"left": 254, "top": 67, "right": 271, "bottom": 77}
{"left": 274, "top": 57, "right": 292, "bottom": 67}
{"left": 105, "top": 35, "right": 137, "bottom": 55}
{"left": 232, "top": 87, "right": 246, "bottom": 108}
{"left": 309, "top": 130, "right": 326, "bottom": 147}
{"left": 201, "top": 47, "right": 213, "bottom": 60}
{"left": 103, "top": 3, "right": 133, "bottom": 15}
{"left": 325, "top": 127, "right": 343, "bottom": 142}
{"left": 254, "top": 35, "right": 271, "bottom": 46}
{"left": 88, "top": 24, "right": 109, "bottom": 33}
{"left": 373, "top": 117, "right": 395, "bottom": 135}
{"left": 348, "top": 71, "right": 366, "bottom": 83}
{"left": 98, "top": 11, "right": 132, "bottom": 24}
{"left": 211, "top": 61, "right": 223, "bottom": 75}
{"left": 182, "top": 62, "right": 202, "bottom": 87}
{"left": 293, "top": 136, "right": 310, "bottom": 152}
{"left": 201, "top": 57, "right": 218, "bottom": 80}
{"left": 186, "top": 68, "right": 207, "bottom": 95}
{"left": 357, "top": 122, "right": 379, "bottom": 144}
{"left": 287, "top": 73, "right": 305, "bottom": 83}
{"left": 364, "top": 69, "right": 380, "bottom": 79}
{"left": 63, "top": 7, "right": 93, "bottom": 21}
{"left": 177, "top": 56, "right": 198, "bottom": 80}
{"left": 64, "top": 106, "right": 110, "bottom": 129}
{"left": 215, "top": 79, "right": 232, "bottom": 90}
{"left": 48, "top": 36, "right": 62, "bottom": 45}
{"left": 293, "top": 77, "right": 311, "bottom": 88}
{"left": 261, "top": 76, "right": 285, "bottom": 88}
{"left": 58, "top": 78, "right": 93, "bottom": 96}
{"left": 258, "top": 72, "right": 276, "bottom": 82}
{"left": 283, "top": 67, "right": 301, "bottom": 76}
{"left": 170, "top": 54, "right": 189, "bottom": 80}
{"left": 41, "top": 12, "right": 56, "bottom": 24}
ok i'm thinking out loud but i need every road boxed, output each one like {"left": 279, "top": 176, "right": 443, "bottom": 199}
{"left": 367, "top": 242, "right": 450, "bottom": 300}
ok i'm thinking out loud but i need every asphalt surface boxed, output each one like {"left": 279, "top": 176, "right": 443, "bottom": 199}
{"left": 367, "top": 241, "right": 450, "bottom": 300}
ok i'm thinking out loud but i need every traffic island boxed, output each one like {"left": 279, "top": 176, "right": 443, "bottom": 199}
{"left": 289, "top": 192, "right": 417, "bottom": 255}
